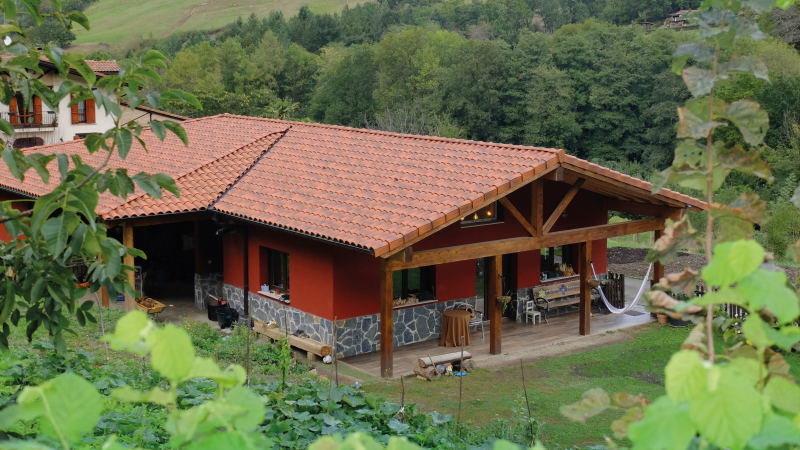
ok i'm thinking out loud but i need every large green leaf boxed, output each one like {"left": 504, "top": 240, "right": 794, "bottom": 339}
{"left": 2, "top": 0, "right": 17, "bottom": 19}
{"left": 742, "top": 314, "right": 800, "bottom": 351}
{"left": 682, "top": 67, "right": 717, "bottom": 98}
{"left": 725, "top": 100, "right": 769, "bottom": 146}
{"left": 559, "top": 388, "right": 610, "bottom": 423}
{"left": 763, "top": 376, "right": 800, "bottom": 414}
{"left": 183, "top": 357, "right": 246, "bottom": 388}
{"left": 17, "top": 372, "right": 103, "bottom": 443}
{"left": 132, "top": 172, "right": 163, "bottom": 198}
{"left": 218, "top": 387, "right": 267, "bottom": 432}
{"left": 689, "top": 369, "right": 763, "bottom": 450}
{"left": 101, "top": 310, "right": 150, "bottom": 354}
{"left": 701, "top": 240, "right": 764, "bottom": 287}
{"left": 145, "top": 324, "right": 195, "bottom": 381}
{"left": 41, "top": 216, "right": 67, "bottom": 256}
{"left": 62, "top": 53, "right": 96, "bottom": 87}
{"left": 736, "top": 269, "right": 800, "bottom": 324}
{"left": 747, "top": 413, "right": 800, "bottom": 450}
{"left": 628, "top": 396, "right": 696, "bottom": 450}
{"left": 2, "top": 147, "right": 29, "bottom": 181}
{"left": 665, "top": 350, "right": 707, "bottom": 402}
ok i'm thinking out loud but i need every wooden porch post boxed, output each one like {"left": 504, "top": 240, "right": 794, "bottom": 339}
{"left": 651, "top": 229, "right": 664, "bottom": 287}
{"left": 487, "top": 255, "right": 503, "bottom": 354}
{"left": 123, "top": 222, "right": 136, "bottom": 312}
{"left": 380, "top": 259, "right": 394, "bottom": 377}
{"left": 531, "top": 179, "right": 543, "bottom": 236}
{"left": 579, "top": 241, "right": 592, "bottom": 335}
{"left": 100, "top": 287, "right": 109, "bottom": 308}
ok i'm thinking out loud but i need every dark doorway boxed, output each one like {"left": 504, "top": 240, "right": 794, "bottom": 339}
{"left": 129, "top": 220, "right": 223, "bottom": 302}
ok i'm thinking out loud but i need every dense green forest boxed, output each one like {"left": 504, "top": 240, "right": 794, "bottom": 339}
{"left": 76, "top": 0, "right": 800, "bottom": 260}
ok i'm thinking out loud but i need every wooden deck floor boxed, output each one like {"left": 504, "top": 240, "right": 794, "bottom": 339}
{"left": 340, "top": 306, "right": 653, "bottom": 378}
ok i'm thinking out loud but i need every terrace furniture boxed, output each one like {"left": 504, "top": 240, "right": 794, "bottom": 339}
{"left": 440, "top": 309, "right": 471, "bottom": 347}
{"left": 454, "top": 303, "right": 485, "bottom": 337}
{"left": 531, "top": 281, "right": 582, "bottom": 323}
{"left": 523, "top": 300, "right": 541, "bottom": 324}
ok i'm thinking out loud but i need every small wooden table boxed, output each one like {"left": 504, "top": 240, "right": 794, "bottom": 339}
{"left": 439, "top": 309, "right": 471, "bottom": 347}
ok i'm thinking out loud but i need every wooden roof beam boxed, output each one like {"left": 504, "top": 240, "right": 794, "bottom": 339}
{"left": 499, "top": 197, "right": 536, "bottom": 236}
{"left": 603, "top": 198, "right": 683, "bottom": 219}
{"left": 542, "top": 178, "right": 585, "bottom": 234}
{"left": 387, "top": 217, "right": 665, "bottom": 270}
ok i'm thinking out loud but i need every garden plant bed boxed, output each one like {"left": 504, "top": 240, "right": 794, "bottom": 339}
{"left": 606, "top": 247, "right": 800, "bottom": 284}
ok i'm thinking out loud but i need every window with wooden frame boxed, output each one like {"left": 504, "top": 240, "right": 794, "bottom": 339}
{"left": 259, "top": 247, "right": 289, "bottom": 293}
{"left": 392, "top": 266, "right": 436, "bottom": 301}
{"left": 8, "top": 94, "right": 42, "bottom": 126}
{"left": 70, "top": 93, "right": 96, "bottom": 124}
{"left": 460, "top": 201, "right": 503, "bottom": 227}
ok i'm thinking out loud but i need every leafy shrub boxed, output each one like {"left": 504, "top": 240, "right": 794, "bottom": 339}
{"left": 179, "top": 318, "right": 309, "bottom": 377}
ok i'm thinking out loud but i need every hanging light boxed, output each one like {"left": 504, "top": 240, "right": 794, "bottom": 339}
{"left": 473, "top": 213, "right": 479, "bottom": 220}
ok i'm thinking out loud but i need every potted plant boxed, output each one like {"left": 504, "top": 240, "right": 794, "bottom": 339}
{"left": 657, "top": 313, "right": 668, "bottom": 324}
{"left": 497, "top": 295, "right": 512, "bottom": 313}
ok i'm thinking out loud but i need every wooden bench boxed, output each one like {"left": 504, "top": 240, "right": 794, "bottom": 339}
{"left": 253, "top": 319, "right": 331, "bottom": 361}
{"left": 530, "top": 280, "right": 582, "bottom": 323}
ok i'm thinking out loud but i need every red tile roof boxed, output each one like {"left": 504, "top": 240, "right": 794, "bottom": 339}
{"left": 2, "top": 54, "right": 120, "bottom": 76}
{"left": 0, "top": 116, "right": 289, "bottom": 218}
{"left": 85, "top": 60, "right": 121, "bottom": 74}
{"left": 0, "top": 114, "right": 705, "bottom": 256}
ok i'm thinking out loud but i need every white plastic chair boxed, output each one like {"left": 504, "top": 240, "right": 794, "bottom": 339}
{"left": 523, "top": 300, "right": 541, "bottom": 325}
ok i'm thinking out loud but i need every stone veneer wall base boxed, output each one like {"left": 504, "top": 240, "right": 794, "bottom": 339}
{"left": 194, "top": 273, "right": 224, "bottom": 310}
{"left": 221, "top": 284, "right": 479, "bottom": 358}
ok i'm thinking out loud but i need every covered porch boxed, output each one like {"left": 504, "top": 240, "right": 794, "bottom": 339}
{"left": 342, "top": 299, "right": 653, "bottom": 378}
{"left": 374, "top": 160, "right": 704, "bottom": 378}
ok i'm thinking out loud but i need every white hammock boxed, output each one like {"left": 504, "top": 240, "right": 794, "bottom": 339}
{"left": 591, "top": 262, "right": 653, "bottom": 314}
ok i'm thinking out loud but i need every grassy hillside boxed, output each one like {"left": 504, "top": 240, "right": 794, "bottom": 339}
{"left": 74, "top": 0, "right": 361, "bottom": 44}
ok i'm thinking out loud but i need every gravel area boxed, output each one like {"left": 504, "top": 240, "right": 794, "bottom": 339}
{"left": 606, "top": 247, "right": 800, "bottom": 284}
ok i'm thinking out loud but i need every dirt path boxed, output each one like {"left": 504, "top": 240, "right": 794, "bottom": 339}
{"left": 160, "top": 2, "right": 209, "bottom": 38}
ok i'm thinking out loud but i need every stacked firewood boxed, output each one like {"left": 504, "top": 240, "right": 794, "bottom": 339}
{"left": 413, "top": 352, "right": 475, "bottom": 381}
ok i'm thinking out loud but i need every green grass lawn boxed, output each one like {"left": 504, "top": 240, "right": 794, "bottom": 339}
{"left": 74, "top": 0, "right": 367, "bottom": 44}
{"left": 361, "top": 323, "right": 800, "bottom": 449}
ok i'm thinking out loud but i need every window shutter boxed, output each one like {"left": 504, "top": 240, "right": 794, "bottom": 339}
{"left": 8, "top": 97, "right": 18, "bottom": 126}
{"left": 33, "top": 96, "right": 42, "bottom": 124}
{"left": 86, "top": 98, "right": 95, "bottom": 124}
{"left": 70, "top": 94, "right": 79, "bottom": 124}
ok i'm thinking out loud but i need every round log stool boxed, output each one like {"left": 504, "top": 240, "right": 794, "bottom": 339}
{"left": 439, "top": 309, "right": 471, "bottom": 347}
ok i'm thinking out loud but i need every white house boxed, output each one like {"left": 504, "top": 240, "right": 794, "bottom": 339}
{"left": 1, "top": 56, "right": 184, "bottom": 149}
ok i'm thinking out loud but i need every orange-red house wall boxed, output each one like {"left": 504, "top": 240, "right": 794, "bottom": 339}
{"left": 224, "top": 225, "right": 336, "bottom": 319}
{"left": 222, "top": 180, "right": 612, "bottom": 322}
{"left": 0, "top": 190, "right": 31, "bottom": 242}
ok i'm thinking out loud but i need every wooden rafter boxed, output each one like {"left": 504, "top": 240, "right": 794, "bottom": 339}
{"left": 542, "top": 178, "right": 585, "bottom": 234}
{"left": 104, "top": 211, "right": 212, "bottom": 228}
{"left": 387, "top": 218, "right": 665, "bottom": 270}
{"left": 498, "top": 197, "right": 536, "bottom": 236}
{"left": 562, "top": 164, "right": 703, "bottom": 211}
{"left": 603, "top": 198, "right": 682, "bottom": 219}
